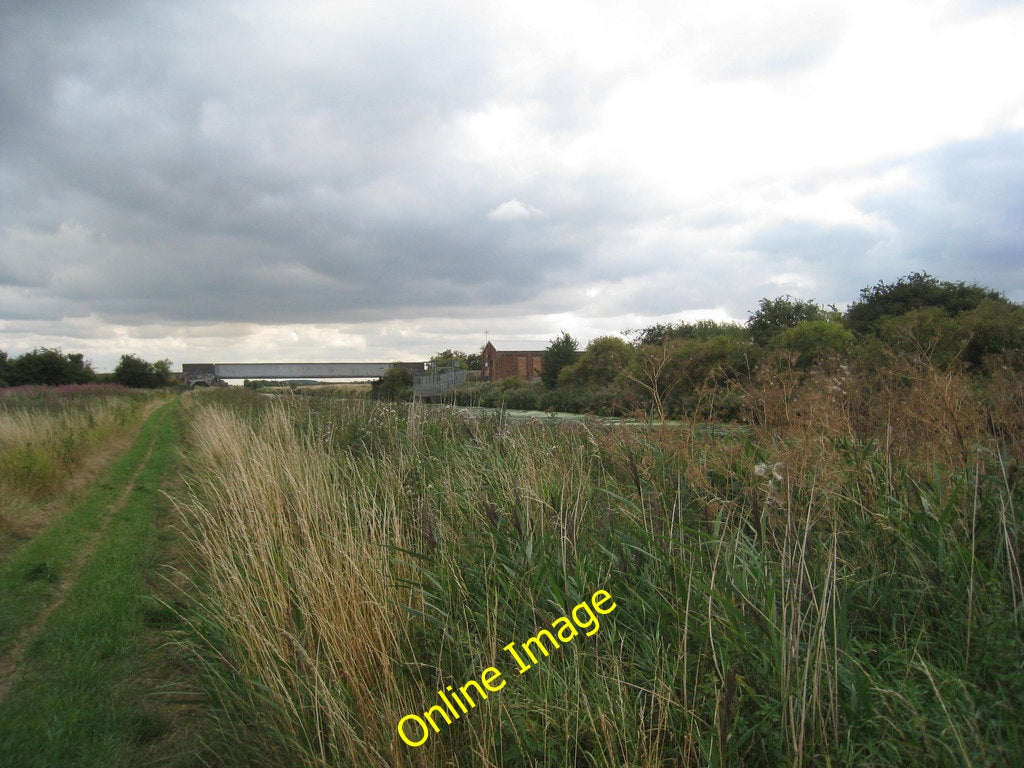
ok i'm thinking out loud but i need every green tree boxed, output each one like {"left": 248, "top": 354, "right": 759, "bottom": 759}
{"left": 872, "top": 300, "right": 1024, "bottom": 371}
{"left": 626, "top": 322, "right": 676, "bottom": 347}
{"left": 0, "top": 349, "right": 9, "bottom": 386}
{"left": 114, "top": 354, "right": 161, "bottom": 388}
{"left": 621, "top": 336, "right": 755, "bottom": 421}
{"left": 627, "top": 319, "right": 747, "bottom": 346}
{"left": 959, "top": 300, "right": 1024, "bottom": 368}
{"left": 8, "top": 347, "right": 95, "bottom": 386}
{"left": 427, "top": 349, "right": 470, "bottom": 372}
{"left": 687, "top": 320, "right": 749, "bottom": 342}
{"left": 620, "top": 341, "right": 687, "bottom": 421}
{"left": 747, "top": 296, "right": 829, "bottom": 346}
{"left": 374, "top": 366, "right": 413, "bottom": 401}
{"left": 876, "top": 308, "right": 964, "bottom": 369}
{"left": 771, "top": 320, "right": 854, "bottom": 369}
{"left": 153, "top": 359, "right": 173, "bottom": 386}
{"left": 558, "top": 335, "right": 634, "bottom": 387}
{"left": 541, "top": 332, "right": 579, "bottom": 389}
{"left": 844, "top": 272, "right": 1005, "bottom": 335}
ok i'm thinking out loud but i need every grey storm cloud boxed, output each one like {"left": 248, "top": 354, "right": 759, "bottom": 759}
{"left": 2, "top": 0, "right": 1023, "bottom": 370}
{"left": 860, "top": 132, "right": 1024, "bottom": 300}
{"left": 736, "top": 132, "right": 1024, "bottom": 307}
{"left": 1, "top": 0, "right": 662, "bottom": 331}
{"left": 744, "top": 221, "right": 879, "bottom": 265}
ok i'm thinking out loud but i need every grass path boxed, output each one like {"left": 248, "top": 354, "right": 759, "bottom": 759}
{"left": 0, "top": 399, "right": 188, "bottom": 767}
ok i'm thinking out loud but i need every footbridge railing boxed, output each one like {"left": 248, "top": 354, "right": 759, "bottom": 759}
{"left": 413, "top": 369, "right": 468, "bottom": 398}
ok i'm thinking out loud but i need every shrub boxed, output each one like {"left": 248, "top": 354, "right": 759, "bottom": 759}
{"left": 373, "top": 366, "right": 413, "bottom": 401}
{"left": 558, "top": 336, "right": 634, "bottom": 388}
{"left": 844, "top": 271, "right": 1006, "bottom": 335}
{"left": 770, "top": 320, "right": 854, "bottom": 369}
{"left": 114, "top": 354, "right": 162, "bottom": 388}
{"left": 541, "top": 332, "right": 579, "bottom": 389}
{"left": 7, "top": 348, "right": 95, "bottom": 386}
{"left": 747, "top": 295, "right": 830, "bottom": 346}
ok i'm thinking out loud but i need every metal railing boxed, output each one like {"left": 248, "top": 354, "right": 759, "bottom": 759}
{"left": 413, "top": 369, "right": 468, "bottom": 398}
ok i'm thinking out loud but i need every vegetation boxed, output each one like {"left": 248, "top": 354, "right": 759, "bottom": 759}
{"left": 541, "top": 332, "right": 580, "bottom": 389}
{"left": 427, "top": 348, "right": 480, "bottom": 372}
{"left": 558, "top": 336, "right": 632, "bottom": 388}
{"left": 0, "top": 348, "right": 175, "bottom": 389}
{"left": 444, "top": 274, "right": 1023, "bottom": 422}
{"left": 0, "top": 271, "right": 1021, "bottom": 766}
{"left": 113, "top": 353, "right": 173, "bottom": 388}
{"left": 373, "top": 365, "right": 415, "bottom": 401}
{"left": 0, "top": 402, "right": 182, "bottom": 767}
{"left": 844, "top": 271, "right": 1006, "bottom": 335}
{"left": 0, "top": 385, "right": 165, "bottom": 551}
{"left": 169, "top": 355, "right": 1023, "bottom": 766}
{"left": 3, "top": 348, "right": 95, "bottom": 387}
{"left": 746, "top": 296, "right": 832, "bottom": 346}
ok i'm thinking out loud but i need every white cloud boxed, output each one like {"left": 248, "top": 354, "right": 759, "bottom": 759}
{"left": 486, "top": 199, "right": 546, "bottom": 221}
{"left": 1, "top": 0, "right": 1023, "bottom": 368}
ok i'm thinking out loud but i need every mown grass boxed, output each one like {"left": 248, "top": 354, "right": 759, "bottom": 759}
{"left": 0, "top": 401, "right": 182, "bottom": 768}
{"left": 173, "top": 385, "right": 1023, "bottom": 767}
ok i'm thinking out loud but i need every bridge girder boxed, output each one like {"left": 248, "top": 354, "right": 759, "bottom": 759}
{"left": 182, "top": 362, "right": 426, "bottom": 388}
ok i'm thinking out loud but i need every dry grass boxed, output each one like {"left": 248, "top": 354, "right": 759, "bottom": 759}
{"left": 172, "top": 373, "right": 1023, "bottom": 767}
{"left": 0, "top": 390, "right": 163, "bottom": 548}
{"left": 176, "top": 400, "right": 426, "bottom": 765}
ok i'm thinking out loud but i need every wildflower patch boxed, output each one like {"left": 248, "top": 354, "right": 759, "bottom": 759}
{"left": 397, "top": 589, "right": 618, "bottom": 748}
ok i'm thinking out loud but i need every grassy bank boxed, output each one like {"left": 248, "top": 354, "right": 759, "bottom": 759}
{"left": 0, "top": 384, "right": 166, "bottom": 553}
{"left": 0, "top": 400, "right": 183, "bottom": 767}
{"left": 173, "top": 387, "right": 1023, "bottom": 767}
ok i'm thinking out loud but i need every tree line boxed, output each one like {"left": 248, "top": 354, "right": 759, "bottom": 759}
{"left": 427, "top": 272, "right": 1024, "bottom": 420}
{"left": 0, "top": 348, "right": 174, "bottom": 389}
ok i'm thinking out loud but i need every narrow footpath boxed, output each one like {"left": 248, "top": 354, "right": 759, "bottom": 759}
{"left": 0, "top": 399, "right": 188, "bottom": 768}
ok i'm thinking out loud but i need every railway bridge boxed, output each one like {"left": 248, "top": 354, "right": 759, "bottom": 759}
{"left": 182, "top": 362, "right": 426, "bottom": 388}
{"left": 181, "top": 361, "right": 463, "bottom": 398}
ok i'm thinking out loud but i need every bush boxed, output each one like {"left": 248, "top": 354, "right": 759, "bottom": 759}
{"left": 373, "top": 367, "right": 413, "bottom": 401}
{"left": 541, "top": 384, "right": 630, "bottom": 416}
{"left": 502, "top": 384, "right": 541, "bottom": 411}
{"left": 7, "top": 348, "right": 95, "bottom": 386}
{"left": 114, "top": 354, "right": 162, "bottom": 388}
{"left": 558, "top": 336, "right": 634, "bottom": 388}
{"left": 961, "top": 300, "right": 1024, "bottom": 368}
{"left": 876, "top": 308, "right": 965, "bottom": 369}
{"left": 747, "top": 296, "right": 830, "bottom": 346}
{"left": 844, "top": 271, "right": 1005, "bottom": 335}
{"left": 541, "top": 332, "right": 579, "bottom": 389}
{"left": 771, "top": 320, "right": 854, "bottom": 369}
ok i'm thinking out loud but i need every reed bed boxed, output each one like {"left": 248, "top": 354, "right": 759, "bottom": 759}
{"left": 173, "top": 383, "right": 1023, "bottom": 767}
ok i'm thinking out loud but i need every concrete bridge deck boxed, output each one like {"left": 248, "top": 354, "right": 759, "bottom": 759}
{"left": 182, "top": 362, "right": 426, "bottom": 388}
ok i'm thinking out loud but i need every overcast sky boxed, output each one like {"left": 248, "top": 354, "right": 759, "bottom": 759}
{"left": 2, "top": 0, "right": 1023, "bottom": 372}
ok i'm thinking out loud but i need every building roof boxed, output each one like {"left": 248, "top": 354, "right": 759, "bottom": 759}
{"left": 487, "top": 340, "right": 549, "bottom": 353}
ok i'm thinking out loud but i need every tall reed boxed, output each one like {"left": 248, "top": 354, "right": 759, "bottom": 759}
{"left": 173, "top": 384, "right": 1023, "bottom": 767}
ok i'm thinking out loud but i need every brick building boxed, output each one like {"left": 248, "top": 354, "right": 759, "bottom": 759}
{"left": 480, "top": 340, "right": 548, "bottom": 382}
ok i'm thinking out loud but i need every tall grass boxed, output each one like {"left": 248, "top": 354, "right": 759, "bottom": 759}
{"left": 173, "top": 377, "right": 1023, "bottom": 767}
{"left": 0, "top": 385, "right": 162, "bottom": 527}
